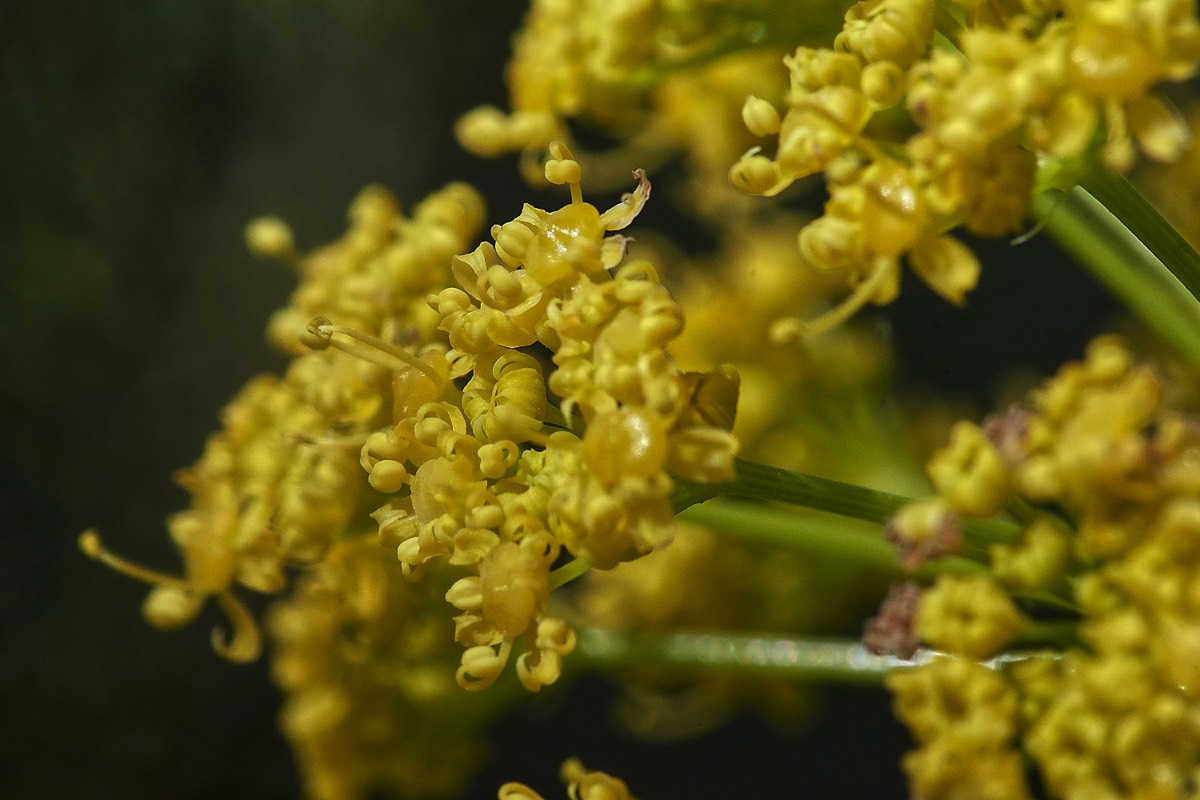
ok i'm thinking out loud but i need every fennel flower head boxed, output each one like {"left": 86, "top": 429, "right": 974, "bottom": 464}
{"left": 886, "top": 336, "right": 1200, "bottom": 798}
{"left": 84, "top": 144, "right": 740, "bottom": 699}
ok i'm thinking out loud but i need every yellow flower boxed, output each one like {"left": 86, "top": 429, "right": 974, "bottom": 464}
{"left": 1062, "top": 0, "right": 1200, "bottom": 168}
{"left": 267, "top": 183, "right": 485, "bottom": 355}
{"left": 78, "top": 347, "right": 393, "bottom": 662}
{"left": 891, "top": 336, "right": 1200, "bottom": 798}
{"left": 446, "top": 536, "right": 572, "bottom": 692}
{"left": 916, "top": 575, "right": 1027, "bottom": 659}
{"left": 836, "top": 0, "right": 934, "bottom": 68}
{"left": 990, "top": 515, "right": 1072, "bottom": 592}
{"left": 456, "top": 0, "right": 828, "bottom": 192}
{"left": 886, "top": 498, "right": 963, "bottom": 569}
{"left": 927, "top": 421, "right": 1014, "bottom": 517}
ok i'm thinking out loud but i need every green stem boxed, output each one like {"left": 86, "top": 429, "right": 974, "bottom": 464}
{"left": 621, "top": 2, "right": 846, "bottom": 90}
{"left": 574, "top": 629, "right": 898, "bottom": 685}
{"left": 1016, "top": 618, "right": 1079, "bottom": 648}
{"left": 1035, "top": 182, "right": 1200, "bottom": 371}
{"left": 574, "top": 628, "right": 1063, "bottom": 684}
{"left": 679, "top": 499, "right": 986, "bottom": 578}
{"left": 675, "top": 457, "right": 1020, "bottom": 545}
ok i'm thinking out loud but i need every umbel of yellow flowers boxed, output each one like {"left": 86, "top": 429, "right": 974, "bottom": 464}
{"left": 462, "top": 0, "right": 1200, "bottom": 339}
{"left": 82, "top": 143, "right": 739, "bottom": 695}
{"left": 80, "top": 182, "right": 489, "bottom": 663}
{"left": 360, "top": 142, "right": 739, "bottom": 691}
{"left": 886, "top": 337, "right": 1200, "bottom": 799}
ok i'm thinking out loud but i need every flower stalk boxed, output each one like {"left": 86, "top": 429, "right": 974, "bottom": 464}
{"left": 676, "top": 457, "right": 1021, "bottom": 545}
{"left": 574, "top": 628, "right": 1061, "bottom": 686}
{"left": 678, "top": 499, "right": 987, "bottom": 578}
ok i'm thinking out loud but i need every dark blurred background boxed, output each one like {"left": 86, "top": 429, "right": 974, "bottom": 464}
{"left": 0, "top": 2, "right": 1122, "bottom": 798}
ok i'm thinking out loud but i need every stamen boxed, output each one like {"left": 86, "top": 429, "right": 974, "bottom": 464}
{"left": 548, "top": 141, "right": 584, "bottom": 206}
{"left": 78, "top": 530, "right": 190, "bottom": 590}
{"left": 211, "top": 590, "right": 263, "bottom": 662}
{"left": 457, "top": 638, "right": 515, "bottom": 692}
{"left": 801, "top": 259, "right": 899, "bottom": 337}
{"left": 303, "top": 316, "right": 444, "bottom": 387}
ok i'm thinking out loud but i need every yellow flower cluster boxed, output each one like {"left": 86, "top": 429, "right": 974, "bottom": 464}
{"left": 733, "top": 0, "right": 1200, "bottom": 333}
{"left": 250, "top": 183, "right": 487, "bottom": 356}
{"left": 499, "top": 759, "right": 637, "bottom": 800}
{"left": 887, "top": 335, "right": 1200, "bottom": 799}
{"left": 80, "top": 182, "right": 485, "bottom": 662}
{"left": 454, "top": 0, "right": 844, "bottom": 198}
{"left": 268, "top": 537, "right": 491, "bottom": 800}
{"left": 80, "top": 4, "right": 1200, "bottom": 797}
{"left": 85, "top": 145, "right": 738, "bottom": 704}
{"left": 328, "top": 143, "right": 740, "bottom": 692}
{"left": 889, "top": 657, "right": 1030, "bottom": 800}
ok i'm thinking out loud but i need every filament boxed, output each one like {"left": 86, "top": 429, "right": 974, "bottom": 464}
{"left": 211, "top": 590, "right": 263, "bottom": 662}
{"left": 304, "top": 317, "right": 444, "bottom": 386}
{"left": 803, "top": 259, "right": 898, "bottom": 337}
{"left": 78, "top": 530, "right": 190, "bottom": 590}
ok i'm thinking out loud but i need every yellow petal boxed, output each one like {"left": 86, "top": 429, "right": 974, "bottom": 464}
{"left": 908, "top": 234, "right": 980, "bottom": 306}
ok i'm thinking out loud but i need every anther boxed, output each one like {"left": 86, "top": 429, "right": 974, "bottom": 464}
{"left": 547, "top": 141, "right": 584, "bottom": 206}
{"left": 244, "top": 217, "right": 297, "bottom": 263}
{"left": 742, "top": 95, "right": 781, "bottom": 137}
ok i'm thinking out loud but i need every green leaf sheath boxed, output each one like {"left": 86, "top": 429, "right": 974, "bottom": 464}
{"left": 1081, "top": 168, "right": 1200, "bottom": 304}
{"left": 1037, "top": 175, "right": 1200, "bottom": 371}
